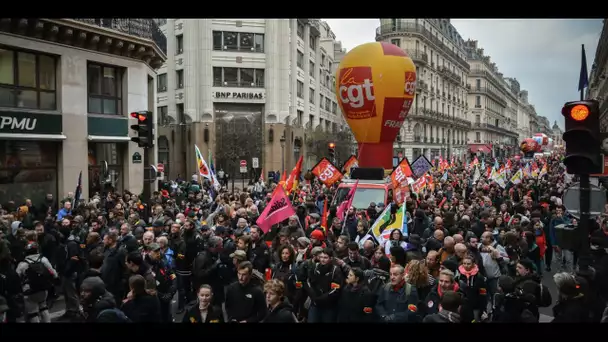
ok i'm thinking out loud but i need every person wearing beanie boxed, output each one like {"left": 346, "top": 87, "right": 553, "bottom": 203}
{"left": 80, "top": 276, "right": 120, "bottom": 322}
{"left": 552, "top": 272, "right": 588, "bottom": 322}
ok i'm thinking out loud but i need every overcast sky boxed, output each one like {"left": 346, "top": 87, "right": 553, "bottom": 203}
{"left": 323, "top": 19, "right": 604, "bottom": 131}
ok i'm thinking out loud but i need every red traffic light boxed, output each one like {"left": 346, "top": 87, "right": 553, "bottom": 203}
{"left": 130, "top": 112, "right": 147, "bottom": 122}
{"left": 569, "top": 104, "right": 590, "bottom": 121}
{"left": 328, "top": 142, "right": 336, "bottom": 149}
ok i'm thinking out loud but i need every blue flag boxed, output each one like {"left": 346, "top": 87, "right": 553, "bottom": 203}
{"left": 579, "top": 44, "right": 589, "bottom": 92}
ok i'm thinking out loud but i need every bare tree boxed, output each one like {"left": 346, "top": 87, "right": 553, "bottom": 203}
{"left": 305, "top": 127, "right": 354, "bottom": 167}
{"left": 215, "top": 114, "right": 263, "bottom": 181}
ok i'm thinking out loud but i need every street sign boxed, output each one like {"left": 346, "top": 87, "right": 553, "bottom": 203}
{"left": 240, "top": 160, "right": 247, "bottom": 167}
{"left": 240, "top": 166, "right": 247, "bottom": 173}
{"left": 132, "top": 152, "right": 142, "bottom": 164}
{"left": 252, "top": 157, "right": 259, "bottom": 168}
{"left": 562, "top": 182, "right": 607, "bottom": 219}
{"left": 157, "top": 163, "right": 164, "bottom": 173}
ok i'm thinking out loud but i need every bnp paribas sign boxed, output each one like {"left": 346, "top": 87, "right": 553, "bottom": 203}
{"left": 0, "top": 111, "right": 62, "bottom": 135}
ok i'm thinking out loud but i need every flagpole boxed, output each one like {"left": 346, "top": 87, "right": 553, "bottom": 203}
{"left": 578, "top": 43, "right": 592, "bottom": 275}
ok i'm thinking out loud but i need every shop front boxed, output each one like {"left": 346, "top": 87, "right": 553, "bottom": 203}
{"left": 0, "top": 111, "right": 64, "bottom": 205}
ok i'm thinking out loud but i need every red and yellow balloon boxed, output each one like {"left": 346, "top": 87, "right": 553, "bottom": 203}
{"left": 520, "top": 138, "right": 539, "bottom": 153}
{"left": 336, "top": 42, "right": 416, "bottom": 169}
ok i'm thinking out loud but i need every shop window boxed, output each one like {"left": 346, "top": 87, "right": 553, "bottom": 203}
{"left": 0, "top": 47, "right": 57, "bottom": 110}
{"left": 0, "top": 141, "right": 58, "bottom": 205}
{"left": 88, "top": 142, "right": 124, "bottom": 195}
{"left": 87, "top": 62, "right": 123, "bottom": 115}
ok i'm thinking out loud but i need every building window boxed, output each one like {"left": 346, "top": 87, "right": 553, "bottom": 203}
{"left": 332, "top": 102, "right": 337, "bottom": 114}
{"left": 176, "top": 35, "right": 184, "bottom": 54}
{"left": 213, "top": 67, "right": 265, "bottom": 87}
{"left": 325, "top": 98, "right": 331, "bottom": 111}
{"left": 297, "top": 81, "right": 304, "bottom": 98}
{"left": 309, "top": 61, "right": 315, "bottom": 77}
{"left": 0, "top": 48, "right": 57, "bottom": 110}
{"left": 475, "top": 78, "right": 481, "bottom": 90}
{"left": 0, "top": 140, "right": 58, "bottom": 204}
{"left": 158, "top": 136, "right": 170, "bottom": 177}
{"left": 476, "top": 132, "right": 481, "bottom": 142}
{"left": 157, "top": 73, "right": 167, "bottom": 92}
{"left": 297, "top": 110, "right": 303, "bottom": 126}
{"left": 87, "top": 63, "right": 123, "bottom": 115}
{"left": 309, "top": 35, "right": 316, "bottom": 50}
{"left": 212, "top": 31, "right": 264, "bottom": 52}
{"left": 157, "top": 106, "right": 168, "bottom": 125}
{"left": 475, "top": 95, "right": 481, "bottom": 107}
{"left": 297, "top": 22, "right": 304, "bottom": 39}
{"left": 176, "top": 70, "right": 184, "bottom": 88}
{"left": 319, "top": 94, "right": 324, "bottom": 107}
{"left": 391, "top": 39, "right": 400, "bottom": 47}
{"left": 309, "top": 88, "right": 315, "bottom": 104}
{"left": 88, "top": 142, "right": 124, "bottom": 195}
{"left": 297, "top": 51, "right": 304, "bottom": 69}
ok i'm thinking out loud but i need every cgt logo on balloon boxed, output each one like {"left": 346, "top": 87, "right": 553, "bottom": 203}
{"left": 338, "top": 67, "right": 376, "bottom": 120}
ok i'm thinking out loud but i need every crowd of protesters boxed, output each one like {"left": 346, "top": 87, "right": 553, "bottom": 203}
{"left": 1, "top": 151, "right": 608, "bottom": 323}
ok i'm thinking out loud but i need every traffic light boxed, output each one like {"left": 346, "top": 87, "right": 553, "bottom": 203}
{"left": 562, "top": 100, "right": 601, "bottom": 174}
{"left": 328, "top": 142, "right": 336, "bottom": 159}
{"left": 130, "top": 111, "right": 154, "bottom": 148}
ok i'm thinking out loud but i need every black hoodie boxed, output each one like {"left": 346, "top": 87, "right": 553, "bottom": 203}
{"left": 262, "top": 299, "right": 297, "bottom": 323}
{"left": 81, "top": 276, "right": 118, "bottom": 323}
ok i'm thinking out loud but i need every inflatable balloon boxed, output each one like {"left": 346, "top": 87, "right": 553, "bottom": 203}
{"left": 336, "top": 42, "right": 416, "bottom": 169}
{"left": 520, "top": 138, "right": 538, "bottom": 153}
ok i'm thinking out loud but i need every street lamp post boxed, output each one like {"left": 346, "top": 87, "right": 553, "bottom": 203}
{"left": 280, "top": 135, "right": 286, "bottom": 173}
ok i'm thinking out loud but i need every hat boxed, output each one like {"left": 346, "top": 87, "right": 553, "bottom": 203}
{"left": 309, "top": 213, "right": 321, "bottom": 220}
{"left": 229, "top": 249, "right": 247, "bottom": 260}
{"left": 148, "top": 243, "right": 161, "bottom": 252}
{"left": 310, "top": 229, "right": 325, "bottom": 241}
{"left": 152, "top": 220, "right": 164, "bottom": 228}
{"left": 297, "top": 236, "right": 311, "bottom": 248}
{"left": 200, "top": 224, "right": 210, "bottom": 231}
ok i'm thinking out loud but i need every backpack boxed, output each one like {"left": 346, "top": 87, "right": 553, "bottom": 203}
{"left": 23, "top": 256, "right": 53, "bottom": 294}
{"left": 97, "top": 308, "right": 131, "bottom": 322}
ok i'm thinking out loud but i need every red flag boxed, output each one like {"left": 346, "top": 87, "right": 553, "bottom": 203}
{"left": 321, "top": 199, "right": 328, "bottom": 231}
{"left": 336, "top": 180, "right": 359, "bottom": 220}
{"left": 286, "top": 156, "right": 304, "bottom": 194}
{"left": 256, "top": 185, "right": 296, "bottom": 233}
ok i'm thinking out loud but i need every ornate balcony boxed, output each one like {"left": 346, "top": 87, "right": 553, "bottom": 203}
{"left": 376, "top": 23, "right": 470, "bottom": 72}
{"left": 0, "top": 18, "right": 167, "bottom": 68}
{"left": 408, "top": 107, "right": 471, "bottom": 130}
{"left": 467, "top": 86, "right": 507, "bottom": 107}
{"left": 439, "top": 66, "right": 462, "bottom": 84}
{"left": 407, "top": 48, "right": 429, "bottom": 65}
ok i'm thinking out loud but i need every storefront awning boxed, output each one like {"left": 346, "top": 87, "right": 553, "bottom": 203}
{"left": 469, "top": 144, "right": 491, "bottom": 154}
{"left": 0, "top": 133, "right": 67, "bottom": 140}
{"left": 88, "top": 135, "right": 131, "bottom": 142}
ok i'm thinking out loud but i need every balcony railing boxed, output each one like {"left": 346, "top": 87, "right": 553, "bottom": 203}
{"left": 73, "top": 18, "right": 166, "bottom": 55}
{"left": 213, "top": 80, "right": 265, "bottom": 88}
{"left": 376, "top": 23, "right": 470, "bottom": 71}
{"left": 214, "top": 44, "right": 264, "bottom": 53}
{"left": 407, "top": 49, "right": 429, "bottom": 65}
{"left": 439, "top": 66, "right": 462, "bottom": 84}
{"left": 410, "top": 107, "right": 472, "bottom": 129}
{"left": 468, "top": 86, "right": 507, "bottom": 106}
{"left": 473, "top": 122, "right": 518, "bottom": 137}
{"left": 469, "top": 67, "right": 505, "bottom": 91}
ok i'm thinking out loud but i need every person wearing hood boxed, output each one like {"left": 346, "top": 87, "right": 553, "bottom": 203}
{"left": 422, "top": 290, "right": 462, "bottom": 323}
{"left": 120, "top": 274, "right": 162, "bottom": 322}
{"left": 80, "top": 276, "right": 120, "bottom": 322}
{"left": 337, "top": 267, "right": 376, "bottom": 322}
{"left": 513, "top": 259, "right": 552, "bottom": 313}
{"left": 16, "top": 242, "right": 58, "bottom": 323}
{"left": 262, "top": 279, "right": 298, "bottom": 322}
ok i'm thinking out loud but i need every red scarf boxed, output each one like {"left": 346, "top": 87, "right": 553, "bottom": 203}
{"left": 437, "top": 282, "right": 460, "bottom": 297}
{"left": 393, "top": 279, "right": 406, "bottom": 292}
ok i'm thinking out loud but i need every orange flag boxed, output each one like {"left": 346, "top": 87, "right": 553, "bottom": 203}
{"left": 286, "top": 156, "right": 304, "bottom": 194}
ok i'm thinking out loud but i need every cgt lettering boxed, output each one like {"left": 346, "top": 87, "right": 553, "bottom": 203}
{"left": 339, "top": 67, "right": 375, "bottom": 109}
{"left": 268, "top": 198, "right": 287, "bottom": 214}
{"left": 394, "top": 167, "right": 407, "bottom": 184}
{"left": 404, "top": 71, "right": 417, "bottom": 97}
{"left": 0, "top": 116, "right": 37, "bottom": 131}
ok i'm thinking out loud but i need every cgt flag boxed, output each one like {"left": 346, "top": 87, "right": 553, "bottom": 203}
{"left": 256, "top": 186, "right": 296, "bottom": 233}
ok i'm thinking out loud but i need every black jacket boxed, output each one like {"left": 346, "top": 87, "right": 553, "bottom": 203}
{"left": 101, "top": 245, "right": 126, "bottom": 295}
{"left": 120, "top": 293, "right": 162, "bottom": 323}
{"left": 304, "top": 263, "right": 344, "bottom": 309}
{"left": 250, "top": 240, "right": 271, "bottom": 274}
{"left": 423, "top": 310, "right": 461, "bottom": 323}
{"left": 551, "top": 296, "right": 589, "bottom": 323}
{"left": 337, "top": 284, "right": 377, "bottom": 323}
{"left": 224, "top": 280, "right": 267, "bottom": 322}
{"left": 182, "top": 302, "right": 224, "bottom": 323}
{"left": 262, "top": 299, "right": 297, "bottom": 323}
